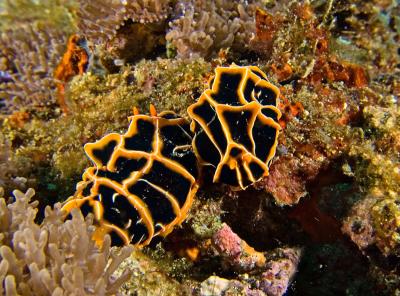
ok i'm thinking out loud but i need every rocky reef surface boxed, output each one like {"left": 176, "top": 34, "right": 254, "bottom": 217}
{"left": 0, "top": 0, "right": 399, "bottom": 295}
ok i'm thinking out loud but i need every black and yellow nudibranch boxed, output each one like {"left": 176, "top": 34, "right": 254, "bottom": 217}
{"left": 62, "top": 65, "right": 280, "bottom": 247}
{"left": 187, "top": 65, "right": 281, "bottom": 189}
{"left": 62, "top": 106, "right": 199, "bottom": 247}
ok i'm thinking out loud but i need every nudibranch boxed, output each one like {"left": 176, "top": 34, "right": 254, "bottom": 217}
{"left": 187, "top": 65, "right": 281, "bottom": 189}
{"left": 62, "top": 106, "right": 199, "bottom": 247}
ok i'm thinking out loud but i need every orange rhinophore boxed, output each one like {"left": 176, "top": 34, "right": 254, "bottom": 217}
{"left": 187, "top": 65, "right": 282, "bottom": 190}
{"left": 54, "top": 34, "right": 89, "bottom": 114}
{"left": 62, "top": 107, "right": 199, "bottom": 247}
{"left": 133, "top": 106, "right": 140, "bottom": 116}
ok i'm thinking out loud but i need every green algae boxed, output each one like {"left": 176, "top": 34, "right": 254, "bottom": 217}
{"left": 282, "top": 83, "right": 353, "bottom": 157}
{"left": 278, "top": 57, "right": 399, "bottom": 255}
{"left": 349, "top": 142, "right": 399, "bottom": 196}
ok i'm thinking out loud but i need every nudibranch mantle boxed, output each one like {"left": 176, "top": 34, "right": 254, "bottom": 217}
{"left": 62, "top": 109, "right": 199, "bottom": 247}
{"left": 187, "top": 65, "right": 281, "bottom": 189}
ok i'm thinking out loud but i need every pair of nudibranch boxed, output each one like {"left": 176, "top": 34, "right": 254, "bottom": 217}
{"left": 62, "top": 65, "right": 281, "bottom": 247}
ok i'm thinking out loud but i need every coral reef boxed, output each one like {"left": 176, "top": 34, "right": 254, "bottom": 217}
{"left": 342, "top": 195, "right": 376, "bottom": 252}
{"left": 187, "top": 196, "right": 223, "bottom": 240}
{"left": 343, "top": 190, "right": 400, "bottom": 257}
{"left": 255, "top": 155, "right": 323, "bottom": 206}
{"left": 0, "top": 0, "right": 399, "bottom": 295}
{"left": 0, "top": 135, "right": 24, "bottom": 192}
{"left": 342, "top": 97, "right": 400, "bottom": 258}
{"left": 196, "top": 223, "right": 301, "bottom": 296}
{"left": 259, "top": 247, "right": 301, "bottom": 296}
{"left": 76, "top": 0, "right": 171, "bottom": 68}
{"left": 0, "top": 188, "right": 132, "bottom": 295}
{"left": 0, "top": 0, "right": 77, "bottom": 115}
{"left": 371, "top": 197, "right": 400, "bottom": 257}
{"left": 248, "top": 1, "right": 400, "bottom": 293}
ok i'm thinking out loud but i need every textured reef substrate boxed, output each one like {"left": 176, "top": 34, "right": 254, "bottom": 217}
{"left": 0, "top": 0, "right": 399, "bottom": 295}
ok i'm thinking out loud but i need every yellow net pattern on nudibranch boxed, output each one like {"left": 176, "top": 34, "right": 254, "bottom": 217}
{"left": 188, "top": 65, "right": 281, "bottom": 189}
{"left": 62, "top": 109, "right": 199, "bottom": 247}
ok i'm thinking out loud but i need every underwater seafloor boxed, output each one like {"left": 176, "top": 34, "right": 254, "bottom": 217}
{"left": 0, "top": 0, "right": 399, "bottom": 295}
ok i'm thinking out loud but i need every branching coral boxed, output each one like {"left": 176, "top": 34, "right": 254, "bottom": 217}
{"left": 0, "top": 24, "right": 67, "bottom": 115}
{"left": 0, "top": 188, "right": 133, "bottom": 295}
{"left": 166, "top": 0, "right": 261, "bottom": 58}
